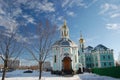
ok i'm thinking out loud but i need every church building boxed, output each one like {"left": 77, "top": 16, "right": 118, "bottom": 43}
{"left": 52, "top": 21, "right": 82, "bottom": 74}
{"left": 52, "top": 21, "right": 115, "bottom": 75}
{"left": 78, "top": 35, "right": 115, "bottom": 69}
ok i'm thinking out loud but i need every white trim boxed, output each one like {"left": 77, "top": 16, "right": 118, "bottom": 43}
{"left": 97, "top": 53, "right": 101, "bottom": 68}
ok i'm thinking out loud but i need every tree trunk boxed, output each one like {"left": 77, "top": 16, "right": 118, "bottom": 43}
{"left": 39, "top": 62, "right": 43, "bottom": 80}
{"left": 2, "top": 60, "right": 7, "bottom": 80}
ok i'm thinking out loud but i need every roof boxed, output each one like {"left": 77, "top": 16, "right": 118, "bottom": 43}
{"left": 85, "top": 46, "right": 93, "bottom": 50}
{"left": 53, "top": 38, "right": 77, "bottom": 47}
{"left": 94, "top": 44, "right": 108, "bottom": 51}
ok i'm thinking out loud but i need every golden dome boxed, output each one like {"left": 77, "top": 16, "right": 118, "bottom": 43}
{"left": 79, "top": 34, "right": 84, "bottom": 43}
{"left": 79, "top": 38, "right": 84, "bottom": 43}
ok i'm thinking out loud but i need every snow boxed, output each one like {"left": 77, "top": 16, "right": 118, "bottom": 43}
{"left": 0, "top": 70, "right": 120, "bottom": 80}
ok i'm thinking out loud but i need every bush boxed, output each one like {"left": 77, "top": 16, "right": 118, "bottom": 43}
{"left": 92, "top": 66, "right": 120, "bottom": 78}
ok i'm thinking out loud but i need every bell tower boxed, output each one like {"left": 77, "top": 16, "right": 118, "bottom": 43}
{"left": 79, "top": 34, "right": 85, "bottom": 53}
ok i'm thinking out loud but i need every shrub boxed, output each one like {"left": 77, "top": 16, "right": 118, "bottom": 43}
{"left": 92, "top": 66, "right": 120, "bottom": 78}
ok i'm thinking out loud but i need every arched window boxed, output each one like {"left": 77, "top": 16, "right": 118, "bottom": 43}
{"left": 54, "top": 55, "right": 56, "bottom": 63}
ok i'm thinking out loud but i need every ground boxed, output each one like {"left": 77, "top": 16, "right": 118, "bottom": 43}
{"left": 0, "top": 70, "right": 120, "bottom": 80}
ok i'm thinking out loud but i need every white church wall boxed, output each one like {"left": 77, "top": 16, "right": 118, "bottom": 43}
{"left": 71, "top": 47, "right": 79, "bottom": 71}
{"left": 52, "top": 47, "right": 58, "bottom": 71}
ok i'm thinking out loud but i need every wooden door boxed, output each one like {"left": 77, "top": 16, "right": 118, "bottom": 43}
{"left": 63, "top": 57, "right": 71, "bottom": 71}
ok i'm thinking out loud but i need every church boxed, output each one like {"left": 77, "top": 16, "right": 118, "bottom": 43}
{"left": 52, "top": 21, "right": 82, "bottom": 75}
{"left": 52, "top": 21, "right": 115, "bottom": 75}
{"left": 79, "top": 35, "right": 115, "bottom": 69}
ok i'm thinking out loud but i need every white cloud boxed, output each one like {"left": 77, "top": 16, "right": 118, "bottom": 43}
{"left": 57, "top": 16, "right": 64, "bottom": 21}
{"left": 13, "top": 8, "right": 22, "bottom": 16}
{"left": 62, "top": 0, "right": 69, "bottom": 8}
{"left": 16, "top": 0, "right": 28, "bottom": 4}
{"left": 28, "top": 18, "right": 35, "bottom": 24}
{"left": 0, "top": 0, "right": 56, "bottom": 45}
{"left": 99, "top": 3, "right": 119, "bottom": 14}
{"left": 61, "top": 0, "right": 86, "bottom": 10}
{"left": 110, "top": 13, "right": 120, "bottom": 18}
{"left": 67, "top": 11, "right": 75, "bottom": 17}
{"left": 40, "top": 1, "right": 55, "bottom": 12}
{"left": 27, "top": 0, "right": 55, "bottom": 12}
{"left": 85, "top": 0, "right": 98, "bottom": 8}
{"left": 106, "top": 23, "right": 120, "bottom": 30}
{"left": 0, "top": 0, "right": 21, "bottom": 33}
{"left": 0, "top": 8, "right": 5, "bottom": 14}
{"left": 0, "top": 16, "right": 18, "bottom": 33}
{"left": 69, "top": 0, "right": 85, "bottom": 8}
{"left": 15, "top": 34, "right": 29, "bottom": 43}
{"left": 23, "top": 15, "right": 35, "bottom": 24}
{"left": 99, "top": 3, "right": 110, "bottom": 14}
{"left": 62, "top": 0, "right": 98, "bottom": 10}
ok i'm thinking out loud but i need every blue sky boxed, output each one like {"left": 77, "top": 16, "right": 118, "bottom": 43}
{"left": 0, "top": 0, "right": 120, "bottom": 65}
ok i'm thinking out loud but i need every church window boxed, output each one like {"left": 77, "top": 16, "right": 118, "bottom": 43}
{"left": 103, "top": 56, "right": 105, "bottom": 59}
{"left": 92, "top": 63, "right": 94, "bottom": 67}
{"left": 89, "top": 64, "right": 91, "bottom": 67}
{"left": 104, "top": 62, "right": 106, "bottom": 66}
{"left": 96, "top": 63, "right": 98, "bottom": 66}
{"left": 109, "top": 62, "right": 111, "bottom": 66}
{"left": 87, "top": 64, "right": 89, "bottom": 67}
{"left": 108, "top": 55, "right": 110, "bottom": 59}
{"left": 86, "top": 58, "right": 88, "bottom": 61}
{"left": 54, "top": 55, "right": 56, "bottom": 63}
{"left": 89, "top": 57, "right": 91, "bottom": 61}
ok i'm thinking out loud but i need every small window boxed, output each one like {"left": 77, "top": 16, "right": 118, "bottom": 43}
{"left": 104, "top": 62, "right": 106, "bottom": 66}
{"left": 96, "top": 63, "right": 98, "bottom": 66}
{"left": 103, "top": 56, "right": 105, "bottom": 59}
{"left": 108, "top": 55, "right": 110, "bottom": 59}
{"left": 109, "top": 62, "right": 111, "bottom": 66}
{"left": 89, "top": 64, "right": 91, "bottom": 67}
{"left": 87, "top": 64, "right": 88, "bottom": 67}
{"left": 89, "top": 58, "right": 91, "bottom": 61}
{"left": 92, "top": 63, "right": 94, "bottom": 67}
{"left": 54, "top": 55, "right": 56, "bottom": 63}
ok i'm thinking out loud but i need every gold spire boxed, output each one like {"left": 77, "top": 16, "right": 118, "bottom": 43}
{"left": 61, "top": 20, "right": 69, "bottom": 38}
{"left": 64, "top": 20, "right": 66, "bottom": 25}
{"left": 79, "top": 32, "right": 84, "bottom": 43}
{"left": 63, "top": 20, "right": 67, "bottom": 29}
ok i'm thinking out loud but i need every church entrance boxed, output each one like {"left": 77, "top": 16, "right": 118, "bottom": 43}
{"left": 62, "top": 57, "right": 72, "bottom": 74}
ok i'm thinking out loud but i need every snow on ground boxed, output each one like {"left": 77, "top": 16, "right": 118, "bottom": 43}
{"left": 0, "top": 70, "right": 120, "bottom": 80}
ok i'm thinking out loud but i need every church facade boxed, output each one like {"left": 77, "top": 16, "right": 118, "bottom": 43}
{"left": 79, "top": 35, "right": 115, "bottom": 69}
{"left": 52, "top": 21, "right": 82, "bottom": 74}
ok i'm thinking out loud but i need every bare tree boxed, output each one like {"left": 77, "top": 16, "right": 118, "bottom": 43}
{"left": 26, "top": 20, "right": 57, "bottom": 80}
{"left": 0, "top": 29, "right": 23, "bottom": 80}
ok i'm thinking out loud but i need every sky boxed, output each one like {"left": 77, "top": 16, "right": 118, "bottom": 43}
{"left": 0, "top": 0, "right": 120, "bottom": 65}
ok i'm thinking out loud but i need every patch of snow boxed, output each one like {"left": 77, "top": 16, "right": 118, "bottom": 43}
{"left": 0, "top": 70, "right": 120, "bottom": 80}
